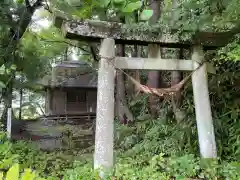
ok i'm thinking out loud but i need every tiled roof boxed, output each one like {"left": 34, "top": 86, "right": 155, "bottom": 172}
{"left": 38, "top": 61, "right": 98, "bottom": 88}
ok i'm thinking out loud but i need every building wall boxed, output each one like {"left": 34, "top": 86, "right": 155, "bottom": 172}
{"left": 52, "top": 89, "right": 66, "bottom": 115}
{"left": 46, "top": 88, "right": 97, "bottom": 115}
{"left": 86, "top": 90, "right": 97, "bottom": 112}
{"left": 45, "top": 89, "right": 50, "bottom": 115}
{"left": 11, "top": 117, "right": 95, "bottom": 151}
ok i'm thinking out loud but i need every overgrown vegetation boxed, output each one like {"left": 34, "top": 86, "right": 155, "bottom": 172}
{"left": 1, "top": 96, "right": 240, "bottom": 179}
{"left": 0, "top": 63, "right": 239, "bottom": 178}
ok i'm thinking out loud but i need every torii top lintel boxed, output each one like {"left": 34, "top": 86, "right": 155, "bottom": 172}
{"left": 54, "top": 12, "right": 239, "bottom": 50}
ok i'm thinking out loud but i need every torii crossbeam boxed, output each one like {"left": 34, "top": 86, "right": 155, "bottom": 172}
{"left": 54, "top": 10, "right": 238, "bottom": 50}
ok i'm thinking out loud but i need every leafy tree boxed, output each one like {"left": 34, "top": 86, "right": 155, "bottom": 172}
{"left": 0, "top": 0, "right": 70, "bottom": 124}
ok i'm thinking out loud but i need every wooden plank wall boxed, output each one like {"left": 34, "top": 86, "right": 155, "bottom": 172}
{"left": 52, "top": 90, "right": 66, "bottom": 115}
{"left": 45, "top": 89, "right": 50, "bottom": 115}
{"left": 87, "top": 90, "right": 97, "bottom": 112}
{"left": 48, "top": 88, "right": 97, "bottom": 115}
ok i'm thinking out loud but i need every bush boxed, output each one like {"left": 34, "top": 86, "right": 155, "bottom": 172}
{"left": 1, "top": 117, "right": 240, "bottom": 180}
{"left": 61, "top": 153, "right": 240, "bottom": 179}
{"left": 0, "top": 132, "right": 78, "bottom": 179}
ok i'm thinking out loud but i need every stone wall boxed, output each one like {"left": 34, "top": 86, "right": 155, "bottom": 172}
{"left": 11, "top": 117, "right": 95, "bottom": 150}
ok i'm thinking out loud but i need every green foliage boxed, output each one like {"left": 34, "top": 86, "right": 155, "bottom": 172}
{"left": 55, "top": 0, "right": 153, "bottom": 21}
{"left": 61, "top": 152, "right": 240, "bottom": 179}
{"left": 0, "top": 133, "right": 75, "bottom": 179}
{"left": 16, "top": 0, "right": 24, "bottom": 4}
{"left": 17, "top": 28, "right": 67, "bottom": 82}
{"left": 5, "top": 164, "right": 19, "bottom": 180}
{"left": 0, "top": 96, "right": 240, "bottom": 179}
{"left": 140, "top": 9, "right": 154, "bottom": 21}
{"left": 121, "top": 1, "right": 141, "bottom": 13}
{"left": 100, "top": 0, "right": 111, "bottom": 8}
{"left": 1, "top": 163, "right": 46, "bottom": 180}
{"left": 0, "top": 81, "right": 6, "bottom": 89}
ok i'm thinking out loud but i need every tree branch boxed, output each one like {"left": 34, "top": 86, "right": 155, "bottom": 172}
{"left": 43, "top": 0, "right": 52, "bottom": 13}
{"left": 34, "top": 34, "right": 91, "bottom": 53}
{"left": 24, "top": 0, "right": 31, "bottom": 9}
{"left": 89, "top": 44, "right": 100, "bottom": 62}
{"left": 32, "top": 0, "right": 44, "bottom": 10}
{"left": 25, "top": 0, "right": 43, "bottom": 13}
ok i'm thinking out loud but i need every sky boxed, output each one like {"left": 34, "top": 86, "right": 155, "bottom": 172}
{"left": 32, "top": 8, "right": 51, "bottom": 30}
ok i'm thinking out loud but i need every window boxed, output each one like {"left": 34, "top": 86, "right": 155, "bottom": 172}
{"left": 67, "top": 90, "right": 86, "bottom": 103}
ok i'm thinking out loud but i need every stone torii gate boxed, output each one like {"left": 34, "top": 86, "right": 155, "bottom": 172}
{"left": 54, "top": 13, "right": 235, "bottom": 174}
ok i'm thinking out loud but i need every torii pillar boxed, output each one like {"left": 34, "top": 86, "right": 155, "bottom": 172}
{"left": 94, "top": 38, "right": 115, "bottom": 177}
{"left": 191, "top": 45, "right": 217, "bottom": 158}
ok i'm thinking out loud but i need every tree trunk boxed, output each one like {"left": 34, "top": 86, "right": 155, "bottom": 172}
{"left": 147, "top": 0, "right": 163, "bottom": 118}
{"left": 170, "top": 0, "right": 185, "bottom": 122}
{"left": 114, "top": 15, "right": 134, "bottom": 124}
{"left": 19, "top": 87, "right": 23, "bottom": 121}
{"left": 126, "top": 45, "right": 141, "bottom": 96}
{"left": 1, "top": 80, "right": 13, "bottom": 129}
{"left": 171, "top": 49, "right": 185, "bottom": 122}
{"left": 132, "top": 45, "right": 141, "bottom": 95}
{"left": 130, "top": 12, "right": 141, "bottom": 96}
{"left": 115, "top": 44, "right": 134, "bottom": 124}
{"left": 18, "top": 73, "right": 24, "bottom": 121}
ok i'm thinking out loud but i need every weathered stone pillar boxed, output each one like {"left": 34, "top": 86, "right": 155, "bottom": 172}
{"left": 191, "top": 45, "right": 217, "bottom": 158}
{"left": 94, "top": 38, "right": 115, "bottom": 177}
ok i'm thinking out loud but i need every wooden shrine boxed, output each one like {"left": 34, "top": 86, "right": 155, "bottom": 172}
{"left": 53, "top": 10, "right": 239, "bottom": 175}
{"left": 39, "top": 61, "right": 98, "bottom": 120}
{"left": 10, "top": 61, "right": 99, "bottom": 150}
